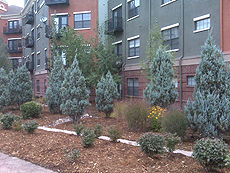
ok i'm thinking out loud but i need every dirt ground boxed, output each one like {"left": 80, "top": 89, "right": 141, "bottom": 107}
{"left": 0, "top": 105, "right": 228, "bottom": 173}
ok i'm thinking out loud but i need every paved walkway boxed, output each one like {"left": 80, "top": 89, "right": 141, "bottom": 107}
{"left": 0, "top": 152, "right": 56, "bottom": 173}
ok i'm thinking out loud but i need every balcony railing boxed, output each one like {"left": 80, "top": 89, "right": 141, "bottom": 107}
{"left": 45, "top": 0, "right": 69, "bottom": 6}
{"left": 26, "top": 61, "right": 34, "bottom": 72}
{"left": 25, "top": 12, "right": 34, "bottom": 24}
{"left": 25, "top": 36, "right": 34, "bottom": 48}
{"left": 106, "top": 17, "right": 123, "bottom": 34}
{"left": 8, "top": 47, "right": 22, "bottom": 53}
{"left": 3, "top": 26, "right": 22, "bottom": 34}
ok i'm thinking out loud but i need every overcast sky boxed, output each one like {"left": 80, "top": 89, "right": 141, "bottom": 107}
{"left": 7, "top": 0, "right": 24, "bottom": 8}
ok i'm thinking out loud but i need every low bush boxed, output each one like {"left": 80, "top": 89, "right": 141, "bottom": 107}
{"left": 161, "top": 109, "right": 187, "bottom": 139}
{"left": 0, "top": 113, "right": 15, "bottom": 129}
{"left": 12, "top": 120, "right": 22, "bottom": 131}
{"left": 94, "top": 124, "right": 102, "bottom": 138}
{"left": 148, "top": 106, "right": 166, "bottom": 132}
{"left": 65, "top": 149, "right": 80, "bottom": 162}
{"left": 124, "top": 100, "right": 148, "bottom": 132}
{"left": 73, "top": 124, "right": 85, "bottom": 136}
{"left": 23, "top": 121, "right": 39, "bottom": 133}
{"left": 107, "top": 125, "right": 121, "bottom": 143}
{"left": 20, "top": 101, "right": 43, "bottom": 119}
{"left": 137, "top": 132, "right": 165, "bottom": 157}
{"left": 193, "top": 138, "right": 229, "bottom": 171}
{"left": 81, "top": 128, "right": 96, "bottom": 148}
{"left": 164, "top": 132, "right": 181, "bottom": 152}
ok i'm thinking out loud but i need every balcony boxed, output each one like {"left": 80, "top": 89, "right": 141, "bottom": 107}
{"left": 8, "top": 47, "right": 22, "bottom": 53}
{"left": 3, "top": 26, "right": 22, "bottom": 34}
{"left": 26, "top": 61, "right": 34, "bottom": 72}
{"left": 45, "top": 0, "right": 69, "bottom": 6}
{"left": 106, "top": 17, "right": 123, "bottom": 34}
{"left": 25, "top": 12, "right": 34, "bottom": 24}
{"left": 25, "top": 36, "right": 34, "bottom": 48}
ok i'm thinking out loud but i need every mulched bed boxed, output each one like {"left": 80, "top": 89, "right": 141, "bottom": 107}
{"left": 0, "top": 105, "right": 228, "bottom": 172}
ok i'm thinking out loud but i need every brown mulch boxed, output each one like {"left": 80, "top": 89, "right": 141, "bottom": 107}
{"left": 0, "top": 105, "right": 228, "bottom": 173}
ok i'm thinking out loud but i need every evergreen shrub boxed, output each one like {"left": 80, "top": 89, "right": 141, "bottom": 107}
{"left": 20, "top": 101, "right": 43, "bottom": 119}
{"left": 137, "top": 132, "right": 165, "bottom": 157}
{"left": 0, "top": 68, "right": 9, "bottom": 110}
{"left": 73, "top": 124, "right": 85, "bottom": 136}
{"left": 124, "top": 100, "right": 148, "bottom": 132}
{"left": 65, "top": 149, "right": 80, "bottom": 162}
{"left": 0, "top": 113, "right": 15, "bottom": 129}
{"left": 81, "top": 128, "right": 96, "bottom": 148}
{"left": 193, "top": 138, "right": 229, "bottom": 171}
{"left": 107, "top": 125, "right": 121, "bottom": 143}
{"left": 161, "top": 109, "right": 187, "bottom": 139}
{"left": 93, "top": 124, "right": 102, "bottom": 138}
{"left": 23, "top": 121, "right": 39, "bottom": 133}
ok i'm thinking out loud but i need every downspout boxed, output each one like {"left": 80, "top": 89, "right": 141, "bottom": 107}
{"left": 33, "top": 7, "right": 36, "bottom": 97}
{"left": 179, "top": 0, "right": 184, "bottom": 109}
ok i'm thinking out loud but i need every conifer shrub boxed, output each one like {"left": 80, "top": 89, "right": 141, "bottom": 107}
{"left": 137, "top": 132, "right": 165, "bottom": 157}
{"left": 193, "top": 138, "right": 229, "bottom": 171}
{"left": 124, "top": 100, "right": 148, "bottom": 132}
{"left": 81, "top": 128, "right": 96, "bottom": 148}
{"left": 93, "top": 124, "right": 102, "bottom": 138}
{"left": 23, "top": 121, "right": 39, "bottom": 133}
{"left": 65, "top": 149, "right": 80, "bottom": 162}
{"left": 20, "top": 101, "right": 43, "bottom": 119}
{"left": 0, "top": 68, "right": 9, "bottom": 110}
{"left": 96, "top": 71, "right": 119, "bottom": 118}
{"left": 161, "top": 109, "right": 187, "bottom": 139}
{"left": 0, "top": 113, "right": 15, "bottom": 129}
{"left": 107, "top": 125, "right": 121, "bottom": 143}
{"left": 73, "top": 124, "right": 85, "bottom": 136}
{"left": 164, "top": 132, "right": 181, "bottom": 152}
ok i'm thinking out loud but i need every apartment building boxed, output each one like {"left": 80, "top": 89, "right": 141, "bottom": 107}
{"left": 0, "top": 0, "right": 23, "bottom": 71}
{"left": 106, "top": 0, "right": 230, "bottom": 109}
{"left": 21, "top": 0, "right": 99, "bottom": 97}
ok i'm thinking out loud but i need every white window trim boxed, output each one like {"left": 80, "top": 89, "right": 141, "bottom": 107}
{"left": 127, "top": 35, "right": 139, "bottom": 41}
{"left": 8, "top": 38, "right": 21, "bottom": 40}
{"left": 74, "top": 28, "right": 91, "bottom": 31}
{"left": 112, "top": 3, "right": 122, "bottom": 11}
{"left": 8, "top": 19, "right": 21, "bottom": 21}
{"left": 8, "top": 57, "right": 21, "bottom": 59}
{"left": 31, "top": 52, "right": 35, "bottom": 55}
{"left": 73, "top": 11, "right": 91, "bottom": 14}
{"left": 127, "top": 55, "right": 139, "bottom": 60}
{"left": 37, "top": 51, "right": 41, "bottom": 55}
{"left": 193, "top": 14, "right": 210, "bottom": 22}
{"left": 51, "top": 13, "right": 69, "bottom": 16}
{"left": 161, "top": 0, "right": 177, "bottom": 7}
{"left": 112, "top": 40, "right": 122, "bottom": 45}
{"left": 166, "top": 49, "right": 179, "bottom": 53}
{"left": 37, "top": 38, "right": 41, "bottom": 41}
{"left": 44, "top": 48, "right": 47, "bottom": 51}
{"left": 161, "top": 23, "right": 179, "bottom": 31}
{"left": 193, "top": 27, "right": 211, "bottom": 34}
{"left": 36, "top": 24, "right": 40, "bottom": 28}
{"left": 127, "top": 15, "right": 139, "bottom": 22}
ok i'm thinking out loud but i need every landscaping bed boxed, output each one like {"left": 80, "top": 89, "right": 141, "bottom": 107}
{"left": 0, "top": 105, "right": 227, "bottom": 172}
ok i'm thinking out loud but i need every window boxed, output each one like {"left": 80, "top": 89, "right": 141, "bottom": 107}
{"left": 44, "top": 79, "right": 47, "bottom": 93}
{"left": 74, "top": 13, "right": 91, "bottom": 29}
{"left": 187, "top": 76, "right": 195, "bottom": 86}
{"left": 162, "top": 0, "right": 174, "bottom": 4}
{"left": 8, "top": 39, "right": 21, "bottom": 52}
{"left": 128, "top": 0, "right": 140, "bottom": 19}
{"left": 162, "top": 26, "right": 179, "bottom": 50}
{"left": 54, "top": 15, "right": 68, "bottom": 32}
{"left": 37, "top": 26, "right": 40, "bottom": 39}
{"left": 128, "top": 78, "right": 139, "bottom": 96}
{"left": 37, "top": 59, "right": 40, "bottom": 66}
{"left": 115, "top": 43, "right": 122, "bottom": 57}
{"left": 18, "top": 58, "right": 22, "bottom": 67}
{"left": 61, "top": 51, "right": 66, "bottom": 66}
{"left": 129, "top": 38, "right": 140, "bottom": 57}
{"left": 37, "top": 80, "right": 40, "bottom": 93}
{"left": 173, "top": 77, "right": 178, "bottom": 95}
{"left": 195, "top": 18, "right": 210, "bottom": 31}
{"left": 8, "top": 20, "right": 21, "bottom": 33}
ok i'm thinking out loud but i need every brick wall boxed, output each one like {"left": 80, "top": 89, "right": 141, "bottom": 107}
{"left": 34, "top": 73, "right": 48, "bottom": 97}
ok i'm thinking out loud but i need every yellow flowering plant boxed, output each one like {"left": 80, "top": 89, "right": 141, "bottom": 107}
{"left": 148, "top": 106, "right": 166, "bottom": 131}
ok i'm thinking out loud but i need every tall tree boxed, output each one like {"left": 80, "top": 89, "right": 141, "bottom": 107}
{"left": 0, "top": 68, "right": 9, "bottom": 110}
{"left": 185, "top": 32, "right": 230, "bottom": 137}
{"left": 8, "top": 66, "right": 33, "bottom": 106}
{"left": 0, "top": 34, "right": 12, "bottom": 73}
{"left": 96, "top": 71, "right": 119, "bottom": 118}
{"left": 46, "top": 54, "right": 65, "bottom": 113}
{"left": 143, "top": 46, "right": 177, "bottom": 108}
{"left": 60, "top": 57, "right": 90, "bottom": 123}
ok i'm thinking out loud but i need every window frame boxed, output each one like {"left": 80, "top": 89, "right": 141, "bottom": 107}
{"left": 128, "top": 0, "right": 140, "bottom": 19}
{"left": 127, "top": 78, "right": 139, "bottom": 96}
{"left": 128, "top": 36, "right": 140, "bottom": 59}
{"left": 193, "top": 14, "right": 211, "bottom": 33}
{"left": 74, "top": 12, "right": 91, "bottom": 30}
{"left": 187, "top": 76, "right": 196, "bottom": 86}
{"left": 162, "top": 24, "right": 179, "bottom": 51}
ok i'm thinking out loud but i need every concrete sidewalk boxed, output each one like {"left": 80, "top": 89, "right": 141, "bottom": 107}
{"left": 0, "top": 152, "right": 56, "bottom": 173}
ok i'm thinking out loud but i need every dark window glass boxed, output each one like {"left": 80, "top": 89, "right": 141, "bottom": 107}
{"left": 129, "top": 38, "right": 140, "bottom": 57}
{"left": 128, "top": 78, "right": 139, "bottom": 96}
{"left": 128, "top": 0, "right": 140, "bottom": 19}
{"left": 74, "top": 13, "right": 91, "bottom": 29}
{"left": 37, "top": 80, "right": 40, "bottom": 93}
{"left": 162, "top": 27, "right": 179, "bottom": 50}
